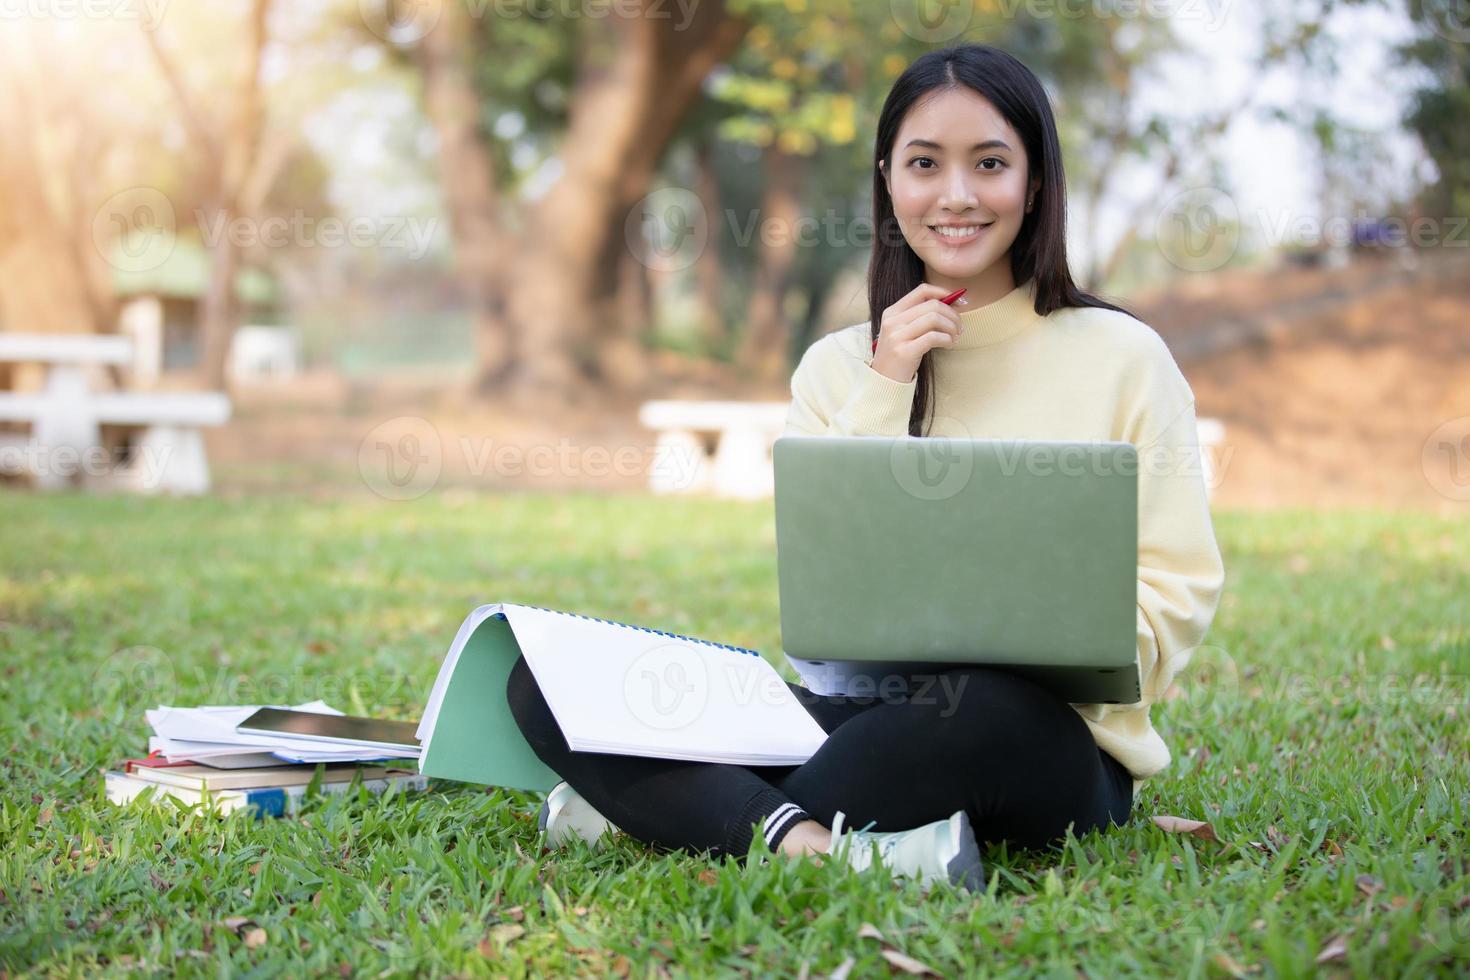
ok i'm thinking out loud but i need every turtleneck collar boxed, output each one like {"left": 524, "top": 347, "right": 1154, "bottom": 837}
{"left": 945, "top": 277, "right": 1042, "bottom": 351}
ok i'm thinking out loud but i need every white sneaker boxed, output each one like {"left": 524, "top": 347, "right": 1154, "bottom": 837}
{"left": 537, "top": 781, "right": 618, "bottom": 850}
{"left": 826, "top": 810, "right": 985, "bottom": 892}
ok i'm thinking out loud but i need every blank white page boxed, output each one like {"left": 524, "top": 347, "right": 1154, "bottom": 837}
{"left": 504, "top": 604, "right": 828, "bottom": 766}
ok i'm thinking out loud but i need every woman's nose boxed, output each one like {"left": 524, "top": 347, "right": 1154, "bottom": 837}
{"left": 938, "top": 171, "right": 978, "bottom": 211}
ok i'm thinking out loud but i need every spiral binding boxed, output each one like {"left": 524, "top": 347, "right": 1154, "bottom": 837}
{"left": 514, "top": 603, "right": 761, "bottom": 658}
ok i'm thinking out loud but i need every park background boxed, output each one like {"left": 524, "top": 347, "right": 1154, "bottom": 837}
{"left": 2, "top": 0, "right": 1468, "bottom": 975}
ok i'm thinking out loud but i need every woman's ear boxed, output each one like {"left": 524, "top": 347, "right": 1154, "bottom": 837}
{"left": 878, "top": 159, "right": 890, "bottom": 197}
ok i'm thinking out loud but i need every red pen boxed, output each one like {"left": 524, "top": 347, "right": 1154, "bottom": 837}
{"left": 873, "top": 287, "right": 967, "bottom": 354}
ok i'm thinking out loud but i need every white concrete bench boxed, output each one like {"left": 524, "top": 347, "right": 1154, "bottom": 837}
{"left": 639, "top": 398, "right": 1227, "bottom": 502}
{"left": 638, "top": 400, "right": 789, "bottom": 499}
{"left": 0, "top": 333, "right": 230, "bottom": 495}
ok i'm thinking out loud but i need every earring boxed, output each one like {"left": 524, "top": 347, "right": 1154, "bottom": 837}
{"left": 1026, "top": 196, "right": 1035, "bottom": 212}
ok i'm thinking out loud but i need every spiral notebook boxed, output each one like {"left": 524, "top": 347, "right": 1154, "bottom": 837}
{"left": 415, "top": 603, "right": 829, "bottom": 792}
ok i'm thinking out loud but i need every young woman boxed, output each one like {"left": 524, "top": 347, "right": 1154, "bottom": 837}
{"left": 505, "top": 43, "right": 1225, "bottom": 890}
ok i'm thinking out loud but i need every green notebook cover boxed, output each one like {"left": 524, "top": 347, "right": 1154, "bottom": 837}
{"left": 417, "top": 611, "right": 559, "bottom": 793}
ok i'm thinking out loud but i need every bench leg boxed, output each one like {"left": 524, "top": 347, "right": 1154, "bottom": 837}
{"left": 31, "top": 414, "right": 101, "bottom": 492}
{"left": 648, "top": 429, "right": 709, "bottom": 494}
{"left": 710, "top": 425, "right": 774, "bottom": 499}
{"left": 121, "top": 426, "right": 212, "bottom": 496}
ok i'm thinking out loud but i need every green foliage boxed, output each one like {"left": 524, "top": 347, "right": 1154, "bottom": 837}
{"left": 1399, "top": 1, "right": 1470, "bottom": 219}
{"left": 1, "top": 492, "right": 1466, "bottom": 974}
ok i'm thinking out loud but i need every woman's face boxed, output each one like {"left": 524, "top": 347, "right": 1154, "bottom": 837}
{"left": 879, "top": 86, "right": 1038, "bottom": 294}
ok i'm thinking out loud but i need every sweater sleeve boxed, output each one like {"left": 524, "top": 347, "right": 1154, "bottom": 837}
{"left": 1114, "top": 346, "right": 1227, "bottom": 712}
{"left": 783, "top": 334, "right": 917, "bottom": 437}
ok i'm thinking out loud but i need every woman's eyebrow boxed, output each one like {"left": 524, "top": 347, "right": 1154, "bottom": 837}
{"left": 903, "top": 138, "right": 1012, "bottom": 151}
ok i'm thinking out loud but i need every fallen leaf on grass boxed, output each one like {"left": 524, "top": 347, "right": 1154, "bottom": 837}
{"left": 222, "top": 916, "right": 267, "bottom": 949}
{"left": 880, "top": 949, "right": 941, "bottom": 975}
{"left": 855, "top": 922, "right": 941, "bottom": 976}
{"left": 697, "top": 868, "right": 719, "bottom": 886}
{"left": 1315, "top": 933, "right": 1349, "bottom": 964}
{"left": 1151, "top": 815, "right": 1220, "bottom": 843}
{"left": 477, "top": 923, "right": 526, "bottom": 955}
{"left": 488, "top": 924, "right": 525, "bottom": 944}
{"left": 1211, "top": 951, "right": 1255, "bottom": 976}
{"left": 1355, "top": 874, "right": 1384, "bottom": 897}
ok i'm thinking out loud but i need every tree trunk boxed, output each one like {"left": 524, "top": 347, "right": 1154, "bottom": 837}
{"left": 415, "top": 0, "right": 516, "bottom": 392}
{"left": 737, "top": 147, "right": 803, "bottom": 382}
{"left": 793, "top": 266, "right": 837, "bottom": 360}
{"left": 196, "top": 203, "right": 240, "bottom": 390}
{"left": 499, "top": 0, "right": 748, "bottom": 409}
{"left": 595, "top": 234, "right": 654, "bottom": 391}
{"left": 146, "top": 0, "right": 272, "bottom": 391}
{"left": 693, "top": 138, "right": 728, "bottom": 354}
{"left": 0, "top": 41, "right": 119, "bottom": 388}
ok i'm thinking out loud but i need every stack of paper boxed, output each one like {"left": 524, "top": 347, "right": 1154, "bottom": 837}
{"left": 146, "top": 699, "right": 415, "bottom": 764}
{"left": 416, "top": 603, "right": 830, "bottom": 793}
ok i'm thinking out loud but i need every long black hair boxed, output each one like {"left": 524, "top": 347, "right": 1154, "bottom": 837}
{"left": 869, "top": 44, "right": 1135, "bottom": 436}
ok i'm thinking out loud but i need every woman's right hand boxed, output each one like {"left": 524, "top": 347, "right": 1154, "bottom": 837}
{"left": 869, "top": 283, "right": 964, "bottom": 383}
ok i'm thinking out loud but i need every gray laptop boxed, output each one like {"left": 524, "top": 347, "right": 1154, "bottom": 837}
{"left": 772, "top": 435, "right": 1140, "bottom": 705}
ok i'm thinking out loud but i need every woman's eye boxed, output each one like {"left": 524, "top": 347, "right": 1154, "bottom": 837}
{"left": 908, "top": 156, "right": 1006, "bottom": 171}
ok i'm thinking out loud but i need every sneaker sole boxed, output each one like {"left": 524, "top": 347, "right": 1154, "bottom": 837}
{"left": 945, "top": 811, "right": 986, "bottom": 892}
{"left": 537, "top": 783, "right": 615, "bottom": 849}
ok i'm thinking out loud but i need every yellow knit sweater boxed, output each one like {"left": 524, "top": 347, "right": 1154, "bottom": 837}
{"left": 782, "top": 278, "right": 1226, "bottom": 802}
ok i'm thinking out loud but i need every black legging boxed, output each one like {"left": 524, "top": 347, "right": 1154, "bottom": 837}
{"left": 505, "top": 653, "right": 1134, "bottom": 860}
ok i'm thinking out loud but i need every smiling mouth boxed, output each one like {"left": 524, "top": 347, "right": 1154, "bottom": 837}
{"left": 927, "top": 223, "right": 993, "bottom": 243}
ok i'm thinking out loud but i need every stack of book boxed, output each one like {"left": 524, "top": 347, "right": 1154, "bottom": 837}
{"left": 104, "top": 699, "right": 428, "bottom": 817}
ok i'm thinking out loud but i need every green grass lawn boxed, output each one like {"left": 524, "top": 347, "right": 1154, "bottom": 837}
{"left": 1, "top": 488, "right": 1466, "bottom": 976}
